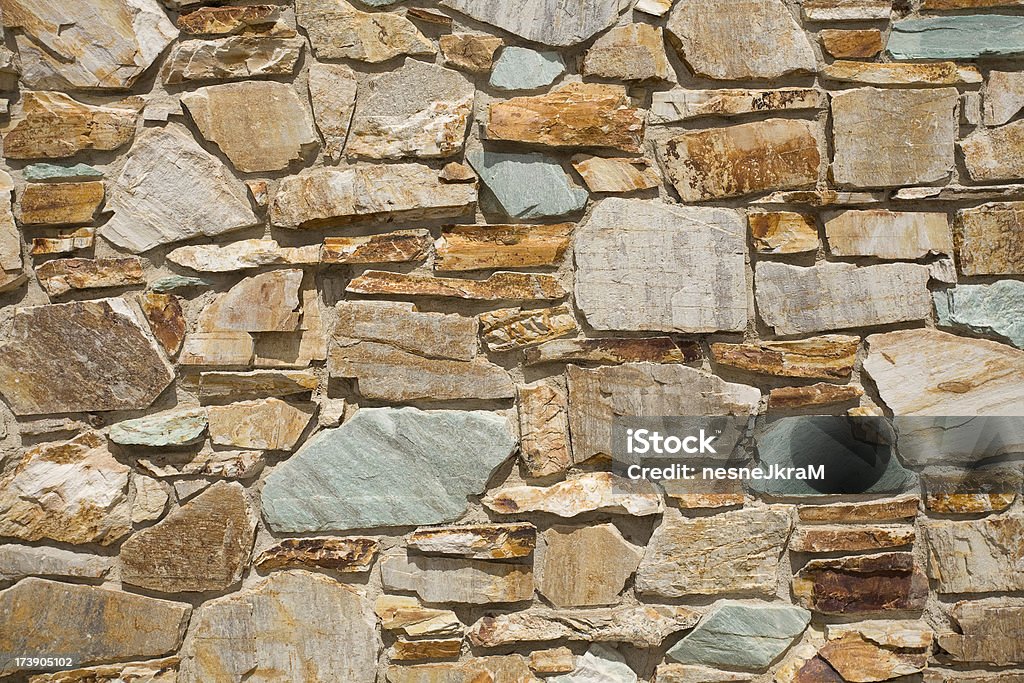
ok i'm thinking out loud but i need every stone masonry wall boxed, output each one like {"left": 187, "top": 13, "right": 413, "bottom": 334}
{"left": 0, "top": 0, "right": 1023, "bottom": 681}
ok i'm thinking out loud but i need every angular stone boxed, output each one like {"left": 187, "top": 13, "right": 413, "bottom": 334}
{"left": 864, "top": 329, "right": 1024, "bottom": 415}
{"left": 571, "top": 156, "right": 660, "bottom": 193}
{"left": 28, "top": 659, "right": 178, "bottom": 683}
{"left": 408, "top": 523, "right": 536, "bottom": 559}
{"left": 489, "top": 46, "right": 565, "bottom": 91}
{"left": 530, "top": 648, "right": 575, "bottom": 675}
{"left": 208, "top": 398, "right": 313, "bottom": 450}
{"left": 832, "top": 88, "right": 958, "bottom": 188}
{"left": 487, "top": 83, "right": 644, "bottom": 154}
{"left": 440, "top": 162, "right": 476, "bottom": 183}
{"left": 662, "top": 119, "right": 821, "bottom": 202}
{"left": 436, "top": 223, "right": 572, "bottom": 272}
{"left": 440, "top": 33, "right": 502, "bottom": 75}
{"left": 568, "top": 364, "right": 759, "bottom": 464}
{"left": 136, "top": 450, "right": 264, "bottom": 480}
{"left": 583, "top": 24, "right": 671, "bottom": 82}
{"left": 480, "top": 305, "right": 578, "bottom": 352}
{"left": 823, "top": 60, "right": 981, "bottom": 86}
{"left": 271, "top": 165, "right": 476, "bottom": 229}
{"left": 0, "top": 579, "right": 189, "bottom": 678}
{"left": 803, "top": 0, "right": 891, "bottom": 19}
{"left": 667, "top": 601, "right": 811, "bottom": 672}
{"left": 768, "top": 383, "right": 864, "bottom": 410}
{"left": 938, "top": 598, "right": 1024, "bottom": 665}
{"left": 637, "top": 507, "right": 792, "bottom": 599}
{"left": 179, "top": 570, "right": 378, "bottom": 683}
{"left": 181, "top": 82, "right": 319, "bottom": 173}
{"left": 172, "top": 242, "right": 317, "bottom": 276}
{"left": 255, "top": 537, "right": 378, "bottom": 572}
{"left": 575, "top": 199, "right": 746, "bottom": 332}
{"left": 334, "top": 300, "right": 476, "bottom": 361}
{"left": 348, "top": 60, "right": 473, "bottom": 160}
{"left": 526, "top": 337, "right": 700, "bottom": 366}
{"left": 985, "top": 70, "right": 1024, "bottom": 126}
{"left": 177, "top": 4, "right": 292, "bottom": 35}
{"left": 138, "top": 293, "right": 185, "bottom": 356}
{"left": 308, "top": 61, "right": 357, "bottom": 162}
{"left": 198, "top": 270, "right": 302, "bottom": 334}
{"left": 549, "top": 645, "right": 635, "bottom": 683}
{"left": 517, "top": 381, "right": 571, "bottom": 479}
{"left": 19, "top": 181, "right": 104, "bottom": 226}
{"left": 2, "top": 0, "right": 177, "bottom": 90}
{"left": 3, "top": 92, "right": 137, "bottom": 159}
{"left": 789, "top": 525, "right": 915, "bottom": 553}
{"left": 655, "top": 665, "right": 753, "bottom": 683}
{"left": 382, "top": 551, "right": 533, "bottom": 605}
{"left": 469, "top": 604, "right": 698, "bottom": 649}
{"left": 821, "top": 29, "right": 884, "bottom": 59}
{"left": 0, "top": 544, "right": 112, "bottom": 583}
{"left": 954, "top": 203, "right": 1024, "bottom": 275}
{"left": 537, "top": 524, "right": 641, "bottom": 608}
{"left": 103, "top": 126, "right": 257, "bottom": 253}
{"left": 376, "top": 595, "right": 462, "bottom": 637}
{"left": 888, "top": 15, "right": 1024, "bottom": 60}
{"left": 825, "top": 210, "right": 951, "bottom": 259}
{"left": 151, "top": 275, "right": 210, "bottom": 293}
{"left": 121, "top": 482, "right": 255, "bottom": 594}
{"left": 24, "top": 163, "right": 103, "bottom": 183}
{"left": 438, "top": 0, "right": 622, "bottom": 47}
{"left": 798, "top": 496, "right": 919, "bottom": 523}
{"left": 793, "top": 553, "right": 929, "bottom": 615}
{"left": 756, "top": 262, "right": 931, "bottom": 334}
{"left": 0, "top": 299, "right": 173, "bottom": 415}
{"left": 650, "top": 88, "right": 825, "bottom": 123}
{"left": 387, "top": 656, "right": 535, "bottom": 683}
{"left": 923, "top": 514, "right": 1024, "bottom": 593}
{"left": 468, "top": 149, "right": 587, "bottom": 220}
{"left": 935, "top": 280, "right": 1024, "bottom": 348}
{"left": 296, "top": 0, "right": 433, "bottom": 62}
{"left": 162, "top": 36, "right": 304, "bottom": 84}
{"left": 749, "top": 211, "right": 819, "bottom": 254}
{"left": 110, "top": 408, "right": 206, "bottom": 447}
{"left": 819, "top": 629, "right": 930, "bottom": 682}
{"left": 322, "top": 230, "right": 431, "bottom": 264}
{"left": 192, "top": 369, "right": 318, "bottom": 401}
{"left": 252, "top": 286, "right": 327, "bottom": 369}
{"left": 263, "top": 408, "right": 514, "bottom": 531}
{"left": 391, "top": 638, "right": 462, "bottom": 662}
{"left": 962, "top": 120, "right": 1024, "bottom": 183}
{"left": 484, "top": 472, "right": 662, "bottom": 518}
{"left": 666, "top": 0, "right": 815, "bottom": 80}
{"left": 35, "top": 257, "right": 142, "bottom": 298}
{"left": 347, "top": 270, "right": 566, "bottom": 302}
{"left": 179, "top": 331, "right": 254, "bottom": 367}
{"left": 635, "top": 0, "right": 672, "bottom": 14}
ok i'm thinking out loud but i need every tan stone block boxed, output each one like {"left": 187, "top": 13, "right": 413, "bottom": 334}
{"left": 435, "top": 223, "right": 572, "bottom": 271}
{"left": 19, "top": 181, "right": 104, "bottom": 226}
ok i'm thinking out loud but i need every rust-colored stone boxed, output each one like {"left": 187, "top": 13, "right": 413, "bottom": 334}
{"left": 347, "top": 270, "right": 567, "bottom": 301}
{"left": 768, "top": 383, "right": 863, "bottom": 410}
{"left": 391, "top": 637, "right": 462, "bottom": 662}
{"left": 321, "top": 230, "right": 432, "bottom": 264}
{"left": 407, "top": 523, "right": 536, "bottom": 560}
{"left": 793, "top": 552, "right": 929, "bottom": 615}
{"left": 518, "top": 381, "right": 571, "bottom": 479}
{"left": 923, "top": 468, "right": 1020, "bottom": 514}
{"left": 140, "top": 292, "right": 186, "bottom": 356}
{"left": 711, "top": 336, "right": 859, "bottom": 380}
{"left": 19, "top": 181, "right": 104, "bottom": 226}
{"left": 526, "top": 337, "right": 700, "bottom": 366}
{"left": 749, "top": 211, "right": 819, "bottom": 254}
{"left": 255, "top": 537, "right": 379, "bottom": 572}
{"left": 789, "top": 525, "right": 915, "bottom": 553}
{"left": 177, "top": 5, "right": 291, "bottom": 35}
{"left": 793, "top": 656, "right": 845, "bottom": 683}
{"left": 798, "top": 496, "right": 920, "bottom": 523}
{"left": 36, "top": 257, "right": 144, "bottom": 297}
{"left": 820, "top": 29, "right": 884, "bottom": 58}
{"left": 3, "top": 92, "right": 138, "bottom": 159}
{"left": 434, "top": 223, "right": 572, "bottom": 271}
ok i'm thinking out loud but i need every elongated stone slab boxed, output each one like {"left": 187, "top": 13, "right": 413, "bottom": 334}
{"left": 825, "top": 210, "right": 952, "bottom": 259}
{"left": 336, "top": 300, "right": 478, "bottom": 360}
{"left": 381, "top": 551, "right": 534, "bottom": 604}
{"left": 168, "top": 240, "right": 318, "bottom": 273}
{"left": 408, "top": 523, "right": 536, "bottom": 559}
{"left": 437, "top": 0, "right": 624, "bottom": 47}
{"left": 935, "top": 281, "right": 1024, "bottom": 349}
{"left": 3, "top": 92, "right": 138, "bottom": 159}
{"left": 480, "top": 305, "right": 579, "bottom": 352}
{"left": 387, "top": 656, "right": 535, "bottom": 683}
{"left": 518, "top": 381, "right": 571, "bottom": 479}
{"left": 985, "top": 70, "right": 1024, "bottom": 126}
{"left": 823, "top": 60, "right": 981, "bottom": 86}
{"left": 256, "top": 537, "right": 378, "bottom": 572}
{"left": 110, "top": 408, "right": 207, "bottom": 446}
{"left": 484, "top": 472, "right": 663, "bottom": 518}
{"left": 802, "top": 0, "right": 892, "bottom": 20}
{"left": 137, "top": 450, "right": 264, "bottom": 479}
{"left": 790, "top": 525, "right": 915, "bottom": 553}
{"left": 162, "top": 36, "right": 304, "bottom": 84}
{"left": 19, "top": 181, "right": 104, "bottom": 226}
{"left": 793, "top": 553, "right": 929, "bottom": 615}
{"left": 954, "top": 202, "right": 1024, "bottom": 276}
{"left": 0, "top": 545, "right": 112, "bottom": 583}
{"left": 799, "top": 496, "right": 919, "bottom": 523}
{"left": 468, "top": 150, "right": 588, "bottom": 220}
{"left": 651, "top": 88, "right": 824, "bottom": 123}
{"left": 322, "top": 230, "right": 432, "bottom": 264}
{"left": 888, "top": 15, "right": 1024, "bottom": 61}
{"left": 177, "top": 4, "right": 291, "bottom": 35}
{"left": 376, "top": 595, "right": 462, "bottom": 637}
{"left": 36, "top": 257, "right": 144, "bottom": 297}
{"left": 526, "top": 337, "right": 699, "bottom": 366}
{"left": 711, "top": 336, "right": 859, "bottom": 380}
{"left": 436, "top": 223, "right": 573, "bottom": 272}
{"left": 347, "top": 270, "right": 566, "bottom": 301}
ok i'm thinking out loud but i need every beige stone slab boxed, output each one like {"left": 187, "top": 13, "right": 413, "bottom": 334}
{"left": 168, "top": 239, "right": 319, "bottom": 273}
{"left": 582, "top": 23, "right": 671, "bottom": 82}
{"left": 825, "top": 210, "right": 952, "bottom": 259}
{"left": 407, "top": 523, "right": 536, "bottom": 559}
{"left": 36, "top": 257, "right": 144, "bottom": 297}
{"left": 822, "top": 60, "right": 982, "bottom": 85}
{"left": 30, "top": 228, "right": 94, "bottom": 257}
{"left": 375, "top": 595, "right": 462, "bottom": 638}
{"left": 435, "top": 223, "right": 572, "bottom": 272}
{"left": 347, "top": 270, "right": 566, "bottom": 301}
{"left": 803, "top": 0, "right": 892, "bottom": 20}
{"left": 525, "top": 337, "right": 700, "bottom": 366}
{"left": 985, "top": 70, "right": 1024, "bottom": 126}
{"left": 296, "top": 0, "right": 434, "bottom": 62}
{"left": 322, "top": 230, "right": 432, "bottom": 265}
{"left": 381, "top": 551, "right": 534, "bottom": 605}
{"left": 308, "top": 61, "right": 357, "bottom": 162}
{"left": 198, "top": 269, "right": 303, "bottom": 333}
{"left": 440, "top": 33, "right": 503, "bottom": 74}
{"left": 924, "top": 514, "right": 1024, "bottom": 593}
{"left": 162, "top": 36, "right": 304, "bottom": 84}
{"left": 571, "top": 155, "right": 660, "bottom": 193}
{"left": 938, "top": 598, "right": 1024, "bottom": 666}
{"left": 749, "top": 211, "right": 819, "bottom": 254}
{"left": 3, "top": 91, "right": 138, "bottom": 159}
{"left": 790, "top": 525, "right": 915, "bottom": 553}
{"left": 334, "top": 300, "right": 478, "bottom": 360}
{"left": 179, "top": 331, "right": 255, "bottom": 368}
{"left": 208, "top": 398, "right": 314, "bottom": 451}
{"left": 484, "top": 472, "right": 663, "bottom": 518}
{"left": 650, "top": 88, "right": 825, "bottom": 123}
{"left": 962, "top": 121, "right": 1024, "bottom": 183}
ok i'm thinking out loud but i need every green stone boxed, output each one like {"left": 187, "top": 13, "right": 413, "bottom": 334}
{"left": 935, "top": 280, "right": 1024, "bottom": 349}
{"left": 888, "top": 15, "right": 1024, "bottom": 61}
{"left": 489, "top": 47, "right": 565, "bottom": 91}
{"left": 468, "top": 150, "right": 588, "bottom": 220}
{"left": 667, "top": 601, "right": 810, "bottom": 672}
{"left": 24, "top": 163, "right": 104, "bottom": 183}
{"left": 151, "top": 276, "right": 210, "bottom": 293}
{"left": 109, "top": 409, "right": 208, "bottom": 447}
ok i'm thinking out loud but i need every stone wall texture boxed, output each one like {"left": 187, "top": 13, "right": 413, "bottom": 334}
{"left": 0, "top": 0, "right": 1022, "bottom": 681}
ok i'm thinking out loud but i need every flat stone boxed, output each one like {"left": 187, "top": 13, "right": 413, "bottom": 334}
{"left": 635, "top": 0, "right": 672, "bottom": 14}
{"left": 348, "top": 59, "right": 473, "bottom": 160}
{"left": 441, "top": 33, "right": 503, "bottom": 74}
{"left": 662, "top": 119, "right": 821, "bottom": 201}
{"left": 177, "top": 4, "right": 292, "bottom": 35}
{"left": 198, "top": 269, "right": 303, "bottom": 333}
{"left": 271, "top": 165, "right": 476, "bottom": 229}
{"left": 192, "top": 369, "right": 318, "bottom": 401}
{"left": 666, "top": 601, "right": 810, "bottom": 672}
{"left": 252, "top": 286, "right": 328, "bottom": 369}
{"left": 109, "top": 408, "right": 207, "bottom": 447}
{"left": 0, "top": 579, "right": 189, "bottom": 678}
{"left": 655, "top": 665, "right": 753, "bottom": 683}
{"left": 255, "top": 537, "right": 378, "bottom": 572}
{"left": 985, "top": 70, "right": 1024, "bottom": 126}
{"left": 438, "top": 0, "right": 623, "bottom": 47}
{"left": 468, "top": 604, "right": 699, "bottom": 649}
{"left": 391, "top": 638, "right": 462, "bottom": 662}
{"left": 0, "top": 544, "right": 112, "bottom": 583}
{"left": 484, "top": 472, "right": 663, "bottom": 518}
{"left": 571, "top": 156, "right": 660, "bottom": 193}
{"left": 103, "top": 126, "right": 258, "bottom": 253}
{"left": 831, "top": 87, "right": 958, "bottom": 188}
{"left": 756, "top": 262, "right": 931, "bottom": 334}
{"left": 480, "top": 305, "right": 578, "bottom": 352}
{"left": 962, "top": 120, "right": 1024, "bottom": 183}
{"left": 208, "top": 398, "right": 313, "bottom": 450}
{"left": 387, "top": 656, "right": 536, "bottom": 683}
{"left": 181, "top": 81, "right": 319, "bottom": 173}
{"left": 637, "top": 507, "right": 793, "bottom": 599}
{"left": 179, "top": 331, "right": 254, "bottom": 367}
{"left": 537, "top": 524, "right": 641, "bottom": 607}
{"left": 263, "top": 407, "right": 515, "bottom": 531}
{"left": 888, "top": 15, "right": 1024, "bottom": 61}
{"left": 798, "top": 496, "right": 920, "bottom": 523}
{"left": 550, "top": 645, "right": 636, "bottom": 683}
{"left": 28, "top": 659, "right": 178, "bottom": 683}
{"left": 179, "top": 570, "right": 378, "bottom": 683}
{"left": 24, "top": 163, "right": 103, "bottom": 183}
{"left": 935, "top": 280, "right": 1024, "bottom": 348}
{"left": 151, "top": 275, "right": 210, "bottom": 293}
{"left": 335, "top": 300, "right": 477, "bottom": 360}
{"left": 583, "top": 23, "right": 671, "bottom": 82}
{"left": 440, "top": 162, "right": 476, "bottom": 183}
{"left": 923, "top": 514, "right": 1024, "bottom": 593}
{"left": 923, "top": 0, "right": 1024, "bottom": 6}
{"left": 35, "top": 257, "right": 143, "bottom": 297}
{"left": 467, "top": 150, "right": 587, "bottom": 220}
{"left": 0, "top": 299, "right": 173, "bottom": 415}
{"left": 755, "top": 188, "right": 887, "bottom": 206}
{"left": 925, "top": 672, "right": 1024, "bottom": 683}
{"left": 136, "top": 450, "right": 264, "bottom": 479}
{"left": 938, "top": 598, "right": 1024, "bottom": 666}
{"left": 121, "top": 482, "right": 255, "bottom": 594}
{"left": 954, "top": 202, "right": 1024, "bottom": 275}
{"left": 666, "top": 0, "right": 815, "bottom": 80}
{"left": 126, "top": 475, "right": 167, "bottom": 523}
{"left": 490, "top": 47, "right": 565, "bottom": 91}
{"left": 322, "top": 230, "right": 432, "bottom": 264}
{"left": 168, "top": 240, "right": 318, "bottom": 274}
{"left": 825, "top": 210, "right": 952, "bottom": 259}
{"left": 296, "top": 0, "right": 433, "bottom": 62}
{"left": 803, "top": 0, "right": 892, "bottom": 20}
{"left": 2, "top": 0, "right": 177, "bottom": 90}
{"left": 347, "top": 270, "right": 566, "bottom": 301}
{"left": 864, "top": 329, "right": 1024, "bottom": 415}
{"left": 162, "top": 36, "right": 304, "bottom": 84}
{"left": 381, "top": 551, "right": 534, "bottom": 604}
{"left": 768, "top": 383, "right": 863, "bottom": 410}
{"left": 821, "top": 29, "right": 884, "bottom": 59}
{"left": 819, "top": 629, "right": 930, "bottom": 682}
{"left": 19, "top": 181, "right": 104, "bottom": 226}
{"left": 3, "top": 92, "right": 137, "bottom": 159}
{"left": 436, "top": 223, "right": 572, "bottom": 271}
{"left": 575, "top": 198, "right": 746, "bottom": 332}
{"left": 789, "top": 525, "right": 915, "bottom": 553}
{"left": 823, "top": 60, "right": 981, "bottom": 86}
{"left": 139, "top": 293, "right": 186, "bottom": 356}
{"left": 517, "top": 381, "right": 571, "bottom": 479}
{"left": 530, "top": 648, "right": 575, "bottom": 675}
{"left": 308, "top": 61, "right": 357, "bottom": 161}
{"left": 650, "top": 88, "right": 824, "bottom": 123}
{"left": 792, "top": 552, "right": 929, "bottom": 615}
{"left": 526, "top": 337, "right": 700, "bottom": 366}
{"left": 408, "top": 523, "right": 536, "bottom": 559}
{"left": 375, "top": 595, "right": 462, "bottom": 637}
{"left": 750, "top": 211, "right": 819, "bottom": 254}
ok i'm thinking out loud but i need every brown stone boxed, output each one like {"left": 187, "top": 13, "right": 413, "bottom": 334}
{"left": 252, "top": 286, "right": 327, "bottom": 369}
{"left": 139, "top": 293, "right": 186, "bottom": 356}
{"left": 662, "top": 119, "right": 821, "bottom": 202}
{"left": 789, "top": 525, "right": 915, "bottom": 553}
{"left": 3, "top": 92, "right": 137, "bottom": 159}
{"left": 375, "top": 595, "right": 462, "bottom": 638}
{"left": 440, "top": 162, "right": 476, "bottom": 183}
{"left": 197, "top": 269, "right": 303, "bottom": 333}
{"left": 296, "top": 0, "right": 434, "bottom": 63}
{"left": 571, "top": 156, "right": 661, "bottom": 193}
{"left": 408, "top": 523, "right": 536, "bottom": 559}
{"left": 435, "top": 223, "right": 573, "bottom": 272}
{"left": 255, "top": 537, "right": 378, "bottom": 573}
{"left": 162, "top": 37, "right": 304, "bottom": 85}
{"left": 27, "top": 659, "right": 178, "bottom": 683}
{"left": 208, "top": 398, "right": 313, "bottom": 450}
{"left": 30, "top": 228, "right": 94, "bottom": 256}
{"left": 518, "top": 381, "right": 572, "bottom": 479}
{"left": 391, "top": 638, "right": 462, "bottom": 662}
{"left": 525, "top": 337, "right": 700, "bottom": 366}
{"left": 19, "top": 181, "right": 104, "bottom": 226}
{"left": 529, "top": 648, "right": 575, "bottom": 675}
{"left": 136, "top": 450, "right": 264, "bottom": 480}
{"left": 386, "top": 656, "right": 535, "bottom": 683}
{"left": 177, "top": 5, "right": 291, "bottom": 35}
{"left": 954, "top": 202, "right": 1024, "bottom": 275}
{"left": 651, "top": 88, "right": 825, "bottom": 123}
{"left": 768, "top": 383, "right": 863, "bottom": 410}
{"left": 582, "top": 23, "right": 671, "bottom": 82}
{"left": 924, "top": 671, "right": 1024, "bottom": 683}
{"left": 347, "top": 270, "right": 566, "bottom": 301}
{"left": 820, "top": 29, "right": 884, "bottom": 58}
{"left": 120, "top": 482, "right": 255, "bottom": 594}
{"left": 923, "top": 514, "right": 1024, "bottom": 593}
{"left": 798, "top": 496, "right": 919, "bottom": 523}
{"left": 792, "top": 552, "right": 929, "bottom": 615}
{"left": 36, "top": 257, "right": 144, "bottom": 297}
{"left": 823, "top": 61, "right": 982, "bottom": 86}
{"left": 381, "top": 551, "right": 534, "bottom": 605}
{"left": 487, "top": 83, "right": 646, "bottom": 154}
{"left": 792, "top": 656, "right": 845, "bottom": 683}
{"left": 322, "top": 230, "right": 432, "bottom": 265}
{"left": 191, "top": 369, "right": 319, "bottom": 401}
{"left": 179, "top": 331, "right": 254, "bottom": 368}
{"left": 749, "top": 211, "right": 820, "bottom": 254}
{"left": 536, "top": 524, "right": 641, "bottom": 607}
{"left": 962, "top": 120, "right": 1024, "bottom": 183}
{"left": 938, "top": 598, "right": 1024, "bottom": 665}
{"left": 922, "top": 468, "right": 1020, "bottom": 514}
{"left": 480, "top": 305, "right": 579, "bottom": 352}
{"left": 440, "top": 33, "right": 503, "bottom": 74}
{"left": 819, "top": 632, "right": 928, "bottom": 682}
{"left": 334, "top": 300, "right": 477, "bottom": 361}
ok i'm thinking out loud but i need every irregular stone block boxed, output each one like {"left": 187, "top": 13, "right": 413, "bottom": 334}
{"left": 408, "top": 523, "right": 535, "bottom": 560}
{"left": 820, "top": 29, "right": 884, "bottom": 58}
{"left": 517, "top": 381, "right": 571, "bottom": 479}
{"left": 923, "top": 467, "right": 1020, "bottom": 514}
{"left": 798, "top": 496, "right": 919, "bottom": 523}
{"left": 198, "top": 269, "right": 303, "bottom": 333}
{"left": 467, "top": 149, "right": 587, "bottom": 220}
{"left": 36, "top": 257, "right": 143, "bottom": 297}
{"left": 24, "top": 163, "right": 103, "bottom": 183}
{"left": 334, "top": 300, "right": 477, "bottom": 360}
{"left": 387, "top": 656, "right": 535, "bottom": 683}
{"left": 529, "top": 648, "right": 575, "bottom": 675}
{"left": 962, "top": 120, "right": 1024, "bottom": 182}
{"left": 935, "top": 280, "right": 1024, "bottom": 348}
{"left": 440, "top": 33, "right": 503, "bottom": 74}
{"left": 391, "top": 637, "right": 462, "bottom": 662}
{"left": 207, "top": 398, "right": 313, "bottom": 450}
{"left": 322, "top": 230, "right": 432, "bottom": 264}
{"left": 179, "top": 331, "right": 254, "bottom": 367}
{"left": 137, "top": 450, "right": 264, "bottom": 480}
{"left": 768, "top": 383, "right": 863, "bottom": 410}
{"left": 549, "top": 645, "right": 636, "bottom": 683}
{"left": 583, "top": 23, "right": 670, "bottom": 82}
{"left": 168, "top": 240, "right": 318, "bottom": 273}
{"left": 109, "top": 408, "right": 207, "bottom": 447}
{"left": 139, "top": 292, "right": 186, "bottom": 356}
{"left": 526, "top": 337, "right": 699, "bottom": 366}
{"left": 985, "top": 70, "right": 1024, "bottom": 126}
{"left": 376, "top": 595, "right": 462, "bottom": 638}
{"left": 938, "top": 598, "right": 1024, "bottom": 666}
{"left": 825, "top": 210, "right": 952, "bottom": 259}
{"left": 711, "top": 336, "right": 859, "bottom": 380}
{"left": 750, "top": 211, "right": 819, "bottom": 254}
{"left": 489, "top": 46, "right": 565, "bottom": 91}
{"left": 790, "top": 525, "right": 915, "bottom": 553}
{"left": 484, "top": 472, "right": 663, "bottom": 518}
{"left": 822, "top": 60, "right": 981, "bottom": 85}
{"left": 923, "top": 514, "right": 1024, "bottom": 593}
{"left": 255, "top": 537, "right": 378, "bottom": 573}
{"left": 27, "top": 659, "right": 178, "bottom": 683}
{"left": 437, "top": 0, "right": 623, "bottom": 47}
{"left": 819, "top": 627, "right": 930, "bottom": 682}
{"left": 162, "top": 36, "right": 304, "bottom": 84}
{"left": 655, "top": 665, "right": 753, "bottom": 683}
{"left": 571, "top": 155, "right": 660, "bottom": 193}
{"left": 176, "top": 4, "right": 291, "bottom": 35}
{"left": 480, "top": 305, "right": 578, "bottom": 352}
{"left": 436, "top": 223, "right": 572, "bottom": 272}
{"left": 792, "top": 553, "right": 929, "bottom": 615}
{"left": 3, "top": 92, "right": 137, "bottom": 159}
{"left": 296, "top": 0, "right": 433, "bottom": 62}
{"left": 347, "top": 270, "right": 566, "bottom": 301}
{"left": 888, "top": 15, "right": 1024, "bottom": 60}
{"left": 307, "top": 61, "right": 356, "bottom": 161}
{"left": 954, "top": 202, "right": 1024, "bottom": 275}
{"left": 803, "top": 0, "right": 892, "bottom": 20}
{"left": 651, "top": 88, "right": 824, "bottom": 123}
{"left": 0, "top": 544, "right": 112, "bottom": 583}
{"left": 19, "top": 181, "right": 104, "bottom": 226}
{"left": 381, "top": 551, "right": 534, "bottom": 604}
{"left": 537, "top": 524, "right": 641, "bottom": 607}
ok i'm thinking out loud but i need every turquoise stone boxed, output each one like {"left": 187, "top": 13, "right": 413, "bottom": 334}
{"left": 935, "top": 280, "right": 1024, "bottom": 349}
{"left": 468, "top": 150, "right": 588, "bottom": 220}
{"left": 24, "top": 163, "right": 104, "bottom": 183}
{"left": 888, "top": 15, "right": 1024, "bottom": 61}
{"left": 150, "top": 276, "right": 210, "bottom": 293}
{"left": 489, "top": 46, "right": 565, "bottom": 91}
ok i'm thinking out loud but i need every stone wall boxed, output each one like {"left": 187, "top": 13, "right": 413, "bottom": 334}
{"left": 0, "top": 0, "right": 1023, "bottom": 681}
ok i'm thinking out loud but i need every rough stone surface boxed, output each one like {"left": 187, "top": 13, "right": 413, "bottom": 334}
{"left": 255, "top": 537, "right": 378, "bottom": 572}
{"left": 207, "top": 398, "right": 313, "bottom": 450}
{"left": 571, "top": 156, "right": 660, "bottom": 193}
{"left": 296, "top": 0, "right": 434, "bottom": 62}
{"left": 440, "top": 33, "right": 503, "bottom": 74}
{"left": 711, "top": 336, "right": 859, "bottom": 379}
{"left": 381, "top": 551, "right": 534, "bottom": 604}
{"left": 140, "top": 293, "right": 186, "bottom": 356}
{"left": 0, "top": 544, "right": 112, "bottom": 583}
{"left": 480, "top": 305, "right": 578, "bottom": 352}
{"left": 750, "top": 211, "right": 819, "bottom": 254}
{"left": 962, "top": 120, "right": 1024, "bottom": 183}
{"left": 821, "top": 29, "right": 884, "bottom": 58}
{"left": 582, "top": 24, "right": 670, "bottom": 82}
{"left": 549, "top": 645, "right": 636, "bottom": 683}
{"left": 408, "top": 523, "right": 535, "bottom": 559}
{"left": 825, "top": 210, "right": 952, "bottom": 259}
{"left": 435, "top": 223, "right": 572, "bottom": 271}
{"left": 792, "top": 553, "right": 929, "bottom": 615}
{"left": 823, "top": 61, "right": 982, "bottom": 86}
{"left": 923, "top": 514, "right": 1024, "bottom": 593}
{"left": 484, "top": 472, "right": 663, "bottom": 518}
{"left": 789, "top": 525, "right": 915, "bottom": 553}
{"left": 888, "top": 15, "right": 1024, "bottom": 61}
{"left": 518, "top": 381, "right": 572, "bottom": 478}
{"left": 437, "top": 0, "right": 624, "bottom": 47}
{"left": 489, "top": 47, "right": 564, "bottom": 91}
{"left": 162, "top": 36, "right": 304, "bottom": 84}
{"left": 651, "top": 88, "right": 825, "bottom": 123}
{"left": 3, "top": 92, "right": 137, "bottom": 159}
{"left": 938, "top": 599, "right": 1024, "bottom": 665}
{"left": 307, "top": 61, "right": 357, "bottom": 161}
{"left": 19, "top": 181, "right": 105, "bottom": 227}
{"left": 387, "top": 656, "right": 536, "bottom": 683}
{"left": 347, "top": 270, "right": 566, "bottom": 301}
{"left": 526, "top": 337, "right": 699, "bottom": 366}
{"left": 536, "top": 524, "right": 641, "bottom": 607}
{"left": 954, "top": 203, "right": 1024, "bottom": 276}
{"left": 935, "top": 280, "right": 1024, "bottom": 349}
{"left": 468, "top": 149, "right": 587, "bottom": 220}
{"left": 109, "top": 408, "right": 207, "bottom": 446}
{"left": 36, "top": 257, "right": 144, "bottom": 297}
{"left": 322, "top": 230, "right": 432, "bottom": 264}
{"left": 985, "top": 70, "right": 1024, "bottom": 126}
{"left": 376, "top": 595, "right": 462, "bottom": 637}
